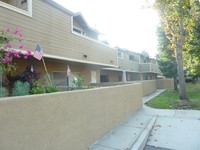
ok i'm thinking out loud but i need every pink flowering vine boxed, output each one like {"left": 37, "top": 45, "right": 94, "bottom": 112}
{"left": 0, "top": 27, "right": 33, "bottom": 73}
{"left": 19, "top": 44, "right": 24, "bottom": 49}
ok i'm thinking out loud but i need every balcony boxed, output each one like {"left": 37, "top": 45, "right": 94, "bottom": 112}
{"left": 118, "top": 59, "right": 140, "bottom": 72}
{"left": 140, "top": 63, "right": 161, "bottom": 74}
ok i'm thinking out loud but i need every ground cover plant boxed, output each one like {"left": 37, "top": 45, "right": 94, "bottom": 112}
{"left": 145, "top": 82, "right": 200, "bottom": 110}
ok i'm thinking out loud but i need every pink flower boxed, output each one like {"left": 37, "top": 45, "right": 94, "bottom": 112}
{"left": 17, "top": 54, "right": 20, "bottom": 58}
{"left": 12, "top": 51, "right": 20, "bottom": 58}
{"left": 19, "top": 34, "right": 24, "bottom": 38}
{"left": 14, "top": 27, "right": 21, "bottom": 35}
{"left": 6, "top": 28, "right": 11, "bottom": 33}
{"left": 6, "top": 52, "right": 10, "bottom": 57}
{"left": 19, "top": 44, "right": 24, "bottom": 49}
{"left": 5, "top": 44, "right": 12, "bottom": 49}
{"left": 24, "top": 55, "right": 28, "bottom": 59}
{"left": 26, "top": 50, "right": 32, "bottom": 55}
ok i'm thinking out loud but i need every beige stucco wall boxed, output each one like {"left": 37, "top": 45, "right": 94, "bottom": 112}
{"left": 131, "top": 79, "right": 174, "bottom": 96}
{"left": 95, "top": 80, "right": 157, "bottom": 96}
{"left": 156, "top": 78, "right": 174, "bottom": 89}
{"left": 92, "top": 79, "right": 174, "bottom": 97}
{"left": 0, "top": 84, "right": 142, "bottom": 150}
{"left": 140, "top": 80, "right": 157, "bottom": 96}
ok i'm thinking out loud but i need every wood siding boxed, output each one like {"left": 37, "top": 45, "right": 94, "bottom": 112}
{"left": 0, "top": 0, "right": 117, "bottom": 67}
{"left": 118, "top": 52, "right": 140, "bottom": 71}
{"left": 140, "top": 63, "right": 161, "bottom": 73}
{"left": 118, "top": 51, "right": 160, "bottom": 74}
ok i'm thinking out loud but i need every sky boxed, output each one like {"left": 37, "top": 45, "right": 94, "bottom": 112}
{"left": 53, "top": 0, "right": 159, "bottom": 58}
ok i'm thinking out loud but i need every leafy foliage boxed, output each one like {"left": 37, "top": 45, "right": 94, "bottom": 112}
{"left": 30, "top": 81, "right": 46, "bottom": 94}
{"left": 72, "top": 73, "right": 84, "bottom": 88}
{"left": 155, "top": 0, "right": 200, "bottom": 100}
{"left": 184, "top": 11, "right": 200, "bottom": 77}
{"left": 157, "top": 27, "right": 177, "bottom": 78}
{"left": 12, "top": 80, "right": 30, "bottom": 96}
{"left": 14, "top": 64, "right": 40, "bottom": 88}
{"left": 45, "top": 86, "right": 60, "bottom": 93}
{"left": 0, "top": 87, "right": 9, "bottom": 97}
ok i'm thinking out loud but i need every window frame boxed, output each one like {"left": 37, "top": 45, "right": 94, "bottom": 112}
{"left": 118, "top": 52, "right": 123, "bottom": 59}
{"left": 0, "top": 0, "right": 32, "bottom": 17}
{"left": 129, "top": 54, "right": 135, "bottom": 61}
{"left": 73, "top": 26, "right": 83, "bottom": 34}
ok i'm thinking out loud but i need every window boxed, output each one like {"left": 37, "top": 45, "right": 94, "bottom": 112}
{"left": 73, "top": 27, "right": 82, "bottom": 34}
{"left": 118, "top": 52, "right": 123, "bottom": 59}
{"left": 52, "top": 72, "right": 76, "bottom": 87}
{"left": 0, "top": 0, "right": 32, "bottom": 16}
{"left": 129, "top": 54, "right": 134, "bottom": 61}
{"left": 100, "top": 75, "right": 109, "bottom": 82}
{"left": 52, "top": 72, "right": 67, "bottom": 86}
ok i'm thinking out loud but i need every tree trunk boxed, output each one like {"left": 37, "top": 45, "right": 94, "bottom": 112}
{"left": 173, "top": 76, "right": 178, "bottom": 91}
{"left": 175, "top": 2, "right": 189, "bottom": 101}
{"left": 175, "top": 43, "right": 189, "bottom": 100}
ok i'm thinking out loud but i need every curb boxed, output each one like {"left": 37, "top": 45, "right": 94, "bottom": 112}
{"left": 131, "top": 116, "right": 157, "bottom": 150}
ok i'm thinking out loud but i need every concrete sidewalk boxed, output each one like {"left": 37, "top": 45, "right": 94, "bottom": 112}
{"left": 89, "top": 90, "right": 200, "bottom": 150}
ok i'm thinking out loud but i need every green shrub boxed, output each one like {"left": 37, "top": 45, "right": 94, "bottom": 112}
{"left": 0, "top": 87, "right": 9, "bottom": 97}
{"left": 30, "top": 81, "right": 46, "bottom": 94}
{"left": 45, "top": 86, "right": 60, "bottom": 93}
{"left": 72, "top": 73, "right": 84, "bottom": 88}
{"left": 12, "top": 81, "right": 30, "bottom": 96}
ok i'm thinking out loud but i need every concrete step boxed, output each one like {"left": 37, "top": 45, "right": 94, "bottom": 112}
{"left": 88, "top": 114, "right": 157, "bottom": 150}
{"left": 131, "top": 116, "right": 157, "bottom": 150}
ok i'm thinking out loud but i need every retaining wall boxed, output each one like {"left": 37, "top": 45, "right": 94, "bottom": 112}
{"left": 0, "top": 84, "right": 142, "bottom": 150}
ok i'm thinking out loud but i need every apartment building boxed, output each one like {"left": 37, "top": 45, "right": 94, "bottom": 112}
{"left": 100, "top": 48, "right": 161, "bottom": 82}
{"left": 0, "top": 0, "right": 118, "bottom": 86}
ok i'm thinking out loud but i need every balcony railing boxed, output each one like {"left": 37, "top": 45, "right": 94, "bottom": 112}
{"left": 140, "top": 63, "right": 161, "bottom": 74}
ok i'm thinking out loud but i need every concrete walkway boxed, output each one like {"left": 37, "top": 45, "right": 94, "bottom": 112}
{"left": 89, "top": 90, "right": 200, "bottom": 150}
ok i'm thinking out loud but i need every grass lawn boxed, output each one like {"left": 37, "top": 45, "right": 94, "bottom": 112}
{"left": 145, "top": 82, "right": 200, "bottom": 110}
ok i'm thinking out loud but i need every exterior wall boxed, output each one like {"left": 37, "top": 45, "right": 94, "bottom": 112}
{"left": 70, "top": 34, "right": 117, "bottom": 66}
{"left": 126, "top": 72, "right": 141, "bottom": 81}
{"left": 142, "top": 73, "right": 157, "bottom": 80}
{"left": 0, "top": 0, "right": 117, "bottom": 67}
{"left": 100, "top": 70, "right": 122, "bottom": 82}
{"left": 139, "top": 80, "right": 157, "bottom": 96}
{"left": 151, "top": 63, "right": 161, "bottom": 73}
{"left": 156, "top": 78, "right": 174, "bottom": 89}
{"left": 118, "top": 50, "right": 160, "bottom": 76}
{"left": 140, "top": 63, "right": 161, "bottom": 74}
{"left": 118, "top": 51, "right": 140, "bottom": 71}
{"left": 96, "top": 80, "right": 156, "bottom": 96}
{"left": 92, "top": 79, "right": 174, "bottom": 96}
{"left": 0, "top": 84, "right": 143, "bottom": 150}
{"left": 140, "top": 63, "right": 151, "bottom": 72}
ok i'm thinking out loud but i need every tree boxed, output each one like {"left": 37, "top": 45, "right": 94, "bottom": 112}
{"left": 155, "top": 0, "right": 199, "bottom": 100}
{"left": 183, "top": 5, "right": 200, "bottom": 78}
{"left": 157, "top": 27, "right": 178, "bottom": 90}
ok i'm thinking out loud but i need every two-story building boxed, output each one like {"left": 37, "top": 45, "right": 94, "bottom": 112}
{"left": 100, "top": 48, "right": 161, "bottom": 82}
{"left": 0, "top": 0, "right": 161, "bottom": 87}
{"left": 0, "top": 0, "right": 118, "bottom": 86}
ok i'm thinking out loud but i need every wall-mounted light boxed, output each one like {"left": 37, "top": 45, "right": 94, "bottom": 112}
{"left": 83, "top": 54, "right": 87, "bottom": 58}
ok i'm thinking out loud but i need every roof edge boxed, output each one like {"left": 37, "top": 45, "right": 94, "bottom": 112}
{"left": 73, "top": 12, "right": 102, "bottom": 35}
{"left": 44, "top": 0, "right": 74, "bottom": 16}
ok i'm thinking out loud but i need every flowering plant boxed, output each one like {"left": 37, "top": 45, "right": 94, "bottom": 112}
{"left": 0, "top": 27, "right": 32, "bottom": 74}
